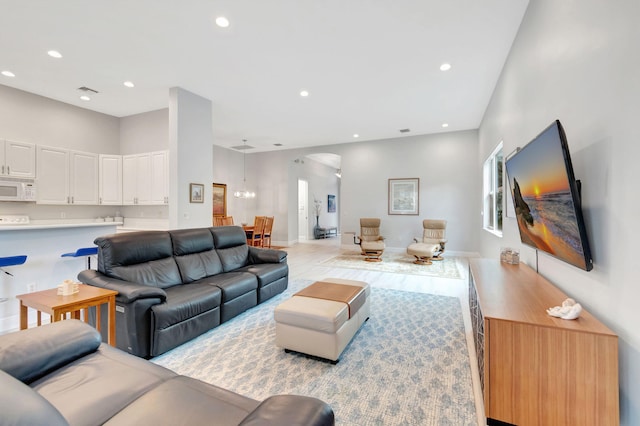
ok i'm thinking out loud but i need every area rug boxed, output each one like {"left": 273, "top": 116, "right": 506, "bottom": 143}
{"left": 152, "top": 279, "right": 477, "bottom": 426}
{"left": 321, "top": 251, "right": 463, "bottom": 279}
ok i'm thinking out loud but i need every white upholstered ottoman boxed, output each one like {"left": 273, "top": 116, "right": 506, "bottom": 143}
{"left": 274, "top": 278, "right": 370, "bottom": 363}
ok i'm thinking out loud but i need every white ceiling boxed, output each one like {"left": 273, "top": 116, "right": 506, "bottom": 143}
{"left": 0, "top": 0, "right": 528, "bottom": 153}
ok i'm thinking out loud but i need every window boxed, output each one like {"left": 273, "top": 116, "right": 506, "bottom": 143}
{"left": 483, "top": 142, "right": 503, "bottom": 235}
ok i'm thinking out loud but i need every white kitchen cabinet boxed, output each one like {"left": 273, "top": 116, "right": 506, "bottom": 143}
{"left": 150, "top": 150, "right": 169, "bottom": 205}
{"left": 123, "top": 153, "right": 151, "bottom": 205}
{"left": 36, "top": 146, "right": 70, "bottom": 204}
{"left": 70, "top": 150, "right": 99, "bottom": 204}
{"left": 99, "top": 154, "right": 122, "bottom": 205}
{"left": 123, "top": 151, "right": 168, "bottom": 205}
{"left": 0, "top": 140, "right": 36, "bottom": 178}
{"left": 36, "top": 146, "right": 98, "bottom": 205}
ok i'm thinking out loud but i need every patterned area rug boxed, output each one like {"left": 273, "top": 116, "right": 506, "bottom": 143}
{"left": 321, "top": 251, "right": 463, "bottom": 279}
{"left": 153, "top": 279, "right": 477, "bottom": 426}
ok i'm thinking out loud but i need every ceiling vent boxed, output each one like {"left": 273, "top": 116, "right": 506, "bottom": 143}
{"left": 77, "top": 86, "right": 99, "bottom": 94}
{"left": 231, "top": 144, "right": 254, "bottom": 150}
{"left": 399, "top": 128, "right": 411, "bottom": 133}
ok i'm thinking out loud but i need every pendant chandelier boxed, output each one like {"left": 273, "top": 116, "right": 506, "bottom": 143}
{"left": 233, "top": 139, "right": 256, "bottom": 199}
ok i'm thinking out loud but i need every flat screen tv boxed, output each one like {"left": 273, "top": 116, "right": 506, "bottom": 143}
{"left": 505, "top": 120, "right": 593, "bottom": 271}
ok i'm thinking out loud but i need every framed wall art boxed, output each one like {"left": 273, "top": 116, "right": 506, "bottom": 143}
{"left": 327, "top": 194, "right": 336, "bottom": 212}
{"left": 212, "top": 183, "right": 227, "bottom": 216}
{"left": 388, "top": 178, "right": 419, "bottom": 215}
{"left": 190, "top": 183, "right": 204, "bottom": 203}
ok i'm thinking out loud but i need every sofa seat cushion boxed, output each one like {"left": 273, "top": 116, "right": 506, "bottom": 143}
{"left": 152, "top": 284, "right": 222, "bottom": 330}
{"left": 104, "top": 376, "right": 260, "bottom": 426}
{"left": 236, "top": 263, "right": 288, "bottom": 288}
{"left": 32, "top": 345, "right": 177, "bottom": 426}
{"left": 200, "top": 272, "right": 258, "bottom": 302}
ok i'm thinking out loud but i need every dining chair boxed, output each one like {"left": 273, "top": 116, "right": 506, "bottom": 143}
{"left": 262, "top": 216, "right": 274, "bottom": 248}
{"left": 248, "top": 216, "right": 266, "bottom": 246}
{"left": 222, "top": 216, "right": 234, "bottom": 225}
{"left": 213, "top": 217, "right": 224, "bottom": 226}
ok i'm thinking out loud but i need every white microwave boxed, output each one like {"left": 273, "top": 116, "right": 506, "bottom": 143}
{"left": 0, "top": 179, "right": 37, "bottom": 202}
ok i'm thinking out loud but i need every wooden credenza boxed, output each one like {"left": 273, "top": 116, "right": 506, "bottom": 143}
{"left": 469, "top": 258, "right": 619, "bottom": 426}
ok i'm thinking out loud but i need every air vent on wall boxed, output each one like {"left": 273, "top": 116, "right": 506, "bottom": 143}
{"left": 399, "top": 128, "right": 411, "bottom": 133}
{"left": 77, "top": 86, "right": 99, "bottom": 94}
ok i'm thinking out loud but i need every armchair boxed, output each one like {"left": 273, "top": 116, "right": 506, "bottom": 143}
{"left": 406, "top": 219, "right": 447, "bottom": 265}
{"left": 355, "top": 218, "right": 385, "bottom": 262}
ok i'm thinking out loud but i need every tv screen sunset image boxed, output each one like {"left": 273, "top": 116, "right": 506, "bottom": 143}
{"left": 505, "top": 123, "right": 589, "bottom": 270}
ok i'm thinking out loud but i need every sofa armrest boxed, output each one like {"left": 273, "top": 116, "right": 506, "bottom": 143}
{"left": 248, "top": 247, "right": 288, "bottom": 264}
{"left": 78, "top": 270, "right": 167, "bottom": 304}
{"left": 0, "top": 320, "right": 101, "bottom": 384}
{"left": 239, "top": 395, "right": 334, "bottom": 426}
{"left": 0, "top": 370, "right": 69, "bottom": 425}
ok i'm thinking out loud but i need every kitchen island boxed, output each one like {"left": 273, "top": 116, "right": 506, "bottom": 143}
{"left": 0, "top": 220, "right": 121, "bottom": 333}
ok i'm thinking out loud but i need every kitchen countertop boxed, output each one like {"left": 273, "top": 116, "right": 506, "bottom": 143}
{"left": 0, "top": 219, "right": 123, "bottom": 231}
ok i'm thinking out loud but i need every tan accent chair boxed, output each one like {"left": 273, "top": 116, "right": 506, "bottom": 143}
{"left": 356, "top": 218, "right": 385, "bottom": 262}
{"left": 406, "top": 219, "right": 447, "bottom": 265}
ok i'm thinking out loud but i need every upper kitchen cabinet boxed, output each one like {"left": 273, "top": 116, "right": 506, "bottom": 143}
{"left": 36, "top": 146, "right": 98, "bottom": 205}
{"left": 150, "top": 150, "right": 169, "bottom": 205}
{"left": 123, "top": 150, "right": 168, "bottom": 205}
{"left": 99, "top": 154, "right": 122, "bottom": 205}
{"left": 70, "top": 150, "right": 99, "bottom": 204}
{"left": 0, "top": 140, "right": 36, "bottom": 178}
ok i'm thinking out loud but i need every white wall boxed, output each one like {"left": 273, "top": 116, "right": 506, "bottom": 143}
{"left": 169, "top": 87, "right": 214, "bottom": 229}
{"left": 478, "top": 1, "right": 640, "bottom": 424}
{"left": 0, "top": 84, "right": 120, "bottom": 153}
{"left": 119, "top": 108, "right": 168, "bottom": 154}
{"left": 337, "top": 131, "right": 479, "bottom": 251}
{"left": 212, "top": 129, "right": 480, "bottom": 250}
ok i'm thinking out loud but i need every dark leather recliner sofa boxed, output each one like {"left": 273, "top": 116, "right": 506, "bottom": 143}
{"left": 79, "top": 226, "right": 288, "bottom": 358}
{"left": 0, "top": 320, "right": 334, "bottom": 425}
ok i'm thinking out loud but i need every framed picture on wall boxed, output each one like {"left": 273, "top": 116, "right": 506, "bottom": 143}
{"left": 328, "top": 194, "right": 336, "bottom": 212}
{"left": 212, "top": 183, "right": 227, "bottom": 216}
{"left": 190, "top": 183, "right": 204, "bottom": 203}
{"left": 388, "top": 178, "right": 419, "bottom": 215}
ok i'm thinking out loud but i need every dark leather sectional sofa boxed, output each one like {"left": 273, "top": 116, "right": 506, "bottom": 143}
{"left": 79, "top": 225, "right": 289, "bottom": 358}
{"left": 0, "top": 320, "right": 334, "bottom": 425}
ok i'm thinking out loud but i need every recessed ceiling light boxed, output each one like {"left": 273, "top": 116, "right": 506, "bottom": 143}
{"left": 215, "top": 16, "right": 230, "bottom": 28}
{"left": 300, "top": 90, "right": 309, "bottom": 97}
{"left": 353, "top": 134, "right": 359, "bottom": 138}
{"left": 1, "top": 70, "right": 15, "bottom": 77}
{"left": 79, "top": 95, "right": 91, "bottom": 101}
{"left": 124, "top": 81, "right": 135, "bottom": 88}
{"left": 48, "top": 50, "right": 63, "bottom": 58}
{"left": 442, "top": 123, "right": 449, "bottom": 128}
{"left": 440, "top": 63, "right": 451, "bottom": 71}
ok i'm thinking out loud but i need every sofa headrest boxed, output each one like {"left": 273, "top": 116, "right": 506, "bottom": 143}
{"left": 170, "top": 228, "right": 214, "bottom": 255}
{"left": 95, "top": 231, "right": 173, "bottom": 273}
{"left": 0, "top": 320, "right": 101, "bottom": 384}
{"left": 210, "top": 226, "right": 247, "bottom": 249}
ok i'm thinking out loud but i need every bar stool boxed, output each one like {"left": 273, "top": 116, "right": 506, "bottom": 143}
{"left": 0, "top": 255, "right": 27, "bottom": 303}
{"left": 61, "top": 247, "right": 98, "bottom": 269}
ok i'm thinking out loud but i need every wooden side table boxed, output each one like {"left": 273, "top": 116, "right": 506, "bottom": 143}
{"left": 16, "top": 284, "right": 118, "bottom": 346}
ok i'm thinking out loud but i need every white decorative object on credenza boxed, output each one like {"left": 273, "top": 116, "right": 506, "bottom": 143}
{"left": 547, "top": 298, "right": 582, "bottom": 320}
